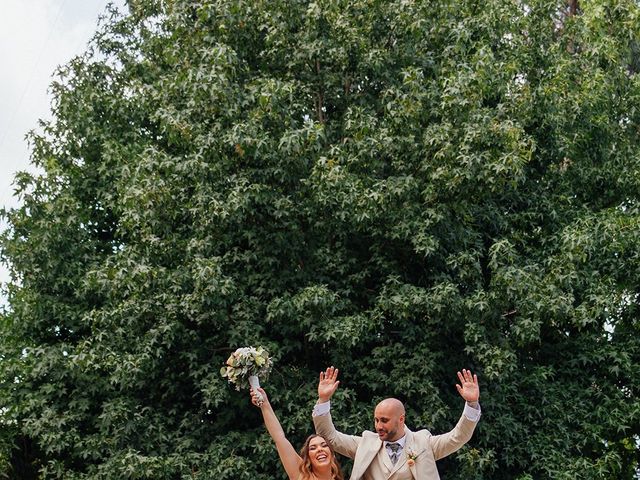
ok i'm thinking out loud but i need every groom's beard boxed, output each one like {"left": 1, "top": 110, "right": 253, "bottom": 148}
{"left": 377, "top": 427, "right": 398, "bottom": 440}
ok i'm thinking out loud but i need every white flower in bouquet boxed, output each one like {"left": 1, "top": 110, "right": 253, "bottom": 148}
{"left": 220, "top": 346, "right": 273, "bottom": 391}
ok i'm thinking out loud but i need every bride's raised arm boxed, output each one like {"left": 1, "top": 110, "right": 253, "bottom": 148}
{"left": 251, "top": 387, "right": 301, "bottom": 480}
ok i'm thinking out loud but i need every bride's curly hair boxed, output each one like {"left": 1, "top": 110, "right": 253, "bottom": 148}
{"left": 298, "top": 434, "right": 344, "bottom": 480}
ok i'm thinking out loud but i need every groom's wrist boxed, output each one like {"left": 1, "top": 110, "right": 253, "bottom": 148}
{"left": 313, "top": 400, "right": 331, "bottom": 417}
{"left": 467, "top": 401, "right": 479, "bottom": 409}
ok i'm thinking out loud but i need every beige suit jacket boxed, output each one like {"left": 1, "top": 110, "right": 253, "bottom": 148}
{"left": 313, "top": 410, "right": 477, "bottom": 480}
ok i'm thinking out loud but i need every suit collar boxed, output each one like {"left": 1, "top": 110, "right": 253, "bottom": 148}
{"left": 350, "top": 426, "right": 416, "bottom": 480}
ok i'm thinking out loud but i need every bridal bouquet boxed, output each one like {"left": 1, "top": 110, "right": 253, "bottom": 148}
{"left": 220, "top": 346, "right": 273, "bottom": 392}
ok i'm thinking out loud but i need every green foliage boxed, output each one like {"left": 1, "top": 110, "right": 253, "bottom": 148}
{"left": 2, "top": 0, "right": 640, "bottom": 478}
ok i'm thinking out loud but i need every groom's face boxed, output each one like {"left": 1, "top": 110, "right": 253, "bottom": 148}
{"left": 374, "top": 401, "right": 405, "bottom": 442}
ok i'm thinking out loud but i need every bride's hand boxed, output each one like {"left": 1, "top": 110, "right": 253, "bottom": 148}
{"left": 250, "top": 387, "right": 268, "bottom": 407}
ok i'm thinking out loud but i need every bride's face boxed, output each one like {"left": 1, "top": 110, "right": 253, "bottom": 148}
{"left": 308, "top": 436, "right": 333, "bottom": 470}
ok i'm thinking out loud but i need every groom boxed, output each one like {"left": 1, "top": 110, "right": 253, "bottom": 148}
{"left": 312, "top": 367, "right": 481, "bottom": 480}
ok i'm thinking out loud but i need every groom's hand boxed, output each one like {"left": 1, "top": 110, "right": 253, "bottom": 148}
{"left": 317, "top": 366, "right": 340, "bottom": 403}
{"left": 455, "top": 369, "right": 480, "bottom": 404}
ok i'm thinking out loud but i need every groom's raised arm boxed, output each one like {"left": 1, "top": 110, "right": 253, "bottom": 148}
{"left": 430, "top": 369, "right": 481, "bottom": 460}
{"left": 312, "top": 366, "right": 360, "bottom": 459}
{"left": 456, "top": 368, "right": 481, "bottom": 419}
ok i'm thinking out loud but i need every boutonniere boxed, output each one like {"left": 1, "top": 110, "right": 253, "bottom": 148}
{"left": 406, "top": 448, "right": 417, "bottom": 467}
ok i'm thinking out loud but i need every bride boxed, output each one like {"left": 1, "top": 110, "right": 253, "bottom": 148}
{"left": 250, "top": 387, "right": 344, "bottom": 480}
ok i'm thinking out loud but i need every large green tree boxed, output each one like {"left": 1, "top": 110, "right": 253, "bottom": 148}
{"left": 2, "top": 0, "right": 640, "bottom": 478}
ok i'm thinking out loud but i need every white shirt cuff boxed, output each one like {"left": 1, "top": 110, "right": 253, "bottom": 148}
{"left": 312, "top": 401, "right": 331, "bottom": 417}
{"left": 463, "top": 402, "right": 481, "bottom": 422}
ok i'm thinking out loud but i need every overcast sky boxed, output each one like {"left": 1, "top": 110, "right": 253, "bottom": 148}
{"left": 0, "top": 0, "right": 127, "bottom": 303}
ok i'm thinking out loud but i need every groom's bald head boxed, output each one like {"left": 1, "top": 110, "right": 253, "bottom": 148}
{"left": 376, "top": 398, "right": 405, "bottom": 415}
{"left": 374, "top": 398, "right": 405, "bottom": 442}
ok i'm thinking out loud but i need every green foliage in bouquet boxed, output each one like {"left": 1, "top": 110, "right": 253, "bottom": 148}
{"left": 220, "top": 347, "right": 273, "bottom": 390}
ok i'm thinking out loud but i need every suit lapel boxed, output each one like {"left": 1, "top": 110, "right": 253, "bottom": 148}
{"left": 381, "top": 444, "right": 393, "bottom": 470}
{"left": 404, "top": 429, "right": 418, "bottom": 479}
{"left": 351, "top": 438, "right": 383, "bottom": 480}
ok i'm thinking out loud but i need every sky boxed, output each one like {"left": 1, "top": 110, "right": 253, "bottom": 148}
{"left": 0, "top": 0, "right": 127, "bottom": 304}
